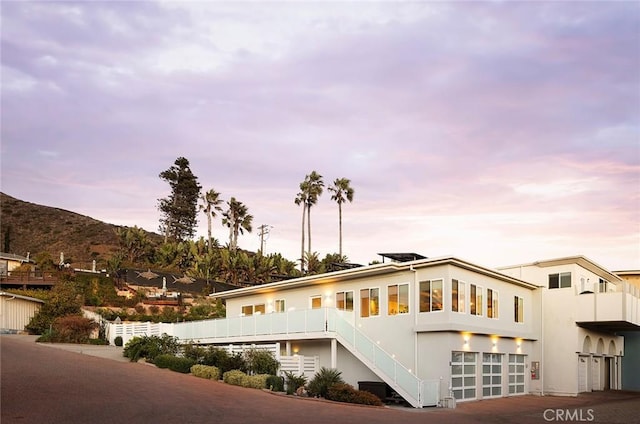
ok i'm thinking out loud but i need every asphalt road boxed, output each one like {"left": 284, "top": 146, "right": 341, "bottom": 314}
{"left": 2, "top": 335, "right": 639, "bottom": 424}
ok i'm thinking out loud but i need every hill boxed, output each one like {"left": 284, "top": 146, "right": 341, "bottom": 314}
{"left": 0, "top": 192, "right": 161, "bottom": 268}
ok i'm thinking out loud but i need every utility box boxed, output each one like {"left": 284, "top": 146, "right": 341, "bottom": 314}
{"left": 358, "top": 381, "right": 388, "bottom": 401}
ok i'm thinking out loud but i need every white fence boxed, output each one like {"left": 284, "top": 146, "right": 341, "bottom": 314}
{"left": 279, "top": 355, "right": 319, "bottom": 379}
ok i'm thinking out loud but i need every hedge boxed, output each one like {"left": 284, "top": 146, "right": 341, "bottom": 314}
{"left": 191, "top": 364, "right": 221, "bottom": 381}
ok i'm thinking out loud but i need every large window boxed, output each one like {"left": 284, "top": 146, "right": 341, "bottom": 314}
{"left": 514, "top": 296, "right": 524, "bottom": 323}
{"left": 336, "top": 291, "right": 354, "bottom": 311}
{"left": 420, "top": 279, "right": 443, "bottom": 312}
{"left": 388, "top": 284, "right": 409, "bottom": 315}
{"left": 549, "top": 272, "right": 571, "bottom": 289}
{"left": 241, "top": 304, "right": 265, "bottom": 316}
{"left": 452, "top": 279, "right": 466, "bottom": 313}
{"left": 487, "top": 289, "right": 498, "bottom": 319}
{"left": 274, "top": 299, "right": 285, "bottom": 313}
{"left": 469, "top": 284, "right": 482, "bottom": 316}
{"left": 360, "top": 288, "right": 379, "bottom": 317}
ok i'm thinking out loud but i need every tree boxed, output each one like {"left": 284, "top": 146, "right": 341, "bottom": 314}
{"left": 297, "top": 171, "right": 324, "bottom": 272}
{"left": 222, "top": 197, "right": 253, "bottom": 252}
{"left": 294, "top": 189, "right": 308, "bottom": 273}
{"left": 116, "top": 226, "right": 152, "bottom": 264}
{"left": 199, "top": 188, "right": 224, "bottom": 253}
{"left": 158, "top": 157, "right": 202, "bottom": 243}
{"left": 328, "top": 178, "right": 354, "bottom": 257}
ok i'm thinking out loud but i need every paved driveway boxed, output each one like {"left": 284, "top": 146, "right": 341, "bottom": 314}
{"left": 2, "top": 335, "right": 639, "bottom": 424}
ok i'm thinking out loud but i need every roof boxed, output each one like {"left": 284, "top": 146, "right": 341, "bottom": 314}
{"left": 0, "top": 252, "right": 33, "bottom": 263}
{"left": 0, "top": 291, "right": 45, "bottom": 303}
{"left": 378, "top": 253, "right": 427, "bottom": 262}
{"left": 498, "top": 255, "right": 623, "bottom": 283}
{"left": 215, "top": 255, "right": 539, "bottom": 300}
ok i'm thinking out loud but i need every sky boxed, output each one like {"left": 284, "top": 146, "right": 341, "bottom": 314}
{"left": 1, "top": 1, "right": 639, "bottom": 271}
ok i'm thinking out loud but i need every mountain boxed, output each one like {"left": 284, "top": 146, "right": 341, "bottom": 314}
{"left": 0, "top": 192, "right": 161, "bottom": 268}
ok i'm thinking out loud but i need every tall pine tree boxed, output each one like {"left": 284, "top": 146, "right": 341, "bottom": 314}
{"left": 158, "top": 157, "right": 202, "bottom": 242}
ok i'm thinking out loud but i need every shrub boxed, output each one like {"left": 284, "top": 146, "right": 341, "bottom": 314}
{"left": 182, "top": 343, "right": 207, "bottom": 363}
{"left": 223, "top": 370, "right": 247, "bottom": 386}
{"left": 283, "top": 371, "right": 308, "bottom": 395}
{"left": 114, "top": 336, "right": 123, "bottom": 347}
{"left": 266, "top": 375, "right": 285, "bottom": 392}
{"left": 326, "top": 383, "right": 383, "bottom": 406}
{"left": 244, "top": 374, "right": 270, "bottom": 389}
{"left": 202, "top": 347, "right": 230, "bottom": 368}
{"left": 191, "top": 364, "right": 221, "bottom": 380}
{"left": 307, "top": 367, "right": 344, "bottom": 398}
{"left": 122, "top": 334, "right": 179, "bottom": 362}
{"left": 36, "top": 316, "right": 98, "bottom": 344}
{"left": 222, "top": 352, "right": 247, "bottom": 374}
{"left": 244, "top": 348, "right": 279, "bottom": 375}
{"left": 154, "top": 354, "right": 195, "bottom": 373}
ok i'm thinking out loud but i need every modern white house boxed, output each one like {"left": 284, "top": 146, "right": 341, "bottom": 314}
{"left": 108, "top": 253, "right": 639, "bottom": 408}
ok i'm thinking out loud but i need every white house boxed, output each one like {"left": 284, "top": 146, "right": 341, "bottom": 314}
{"left": 108, "top": 253, "right": 639, "bottom": 408}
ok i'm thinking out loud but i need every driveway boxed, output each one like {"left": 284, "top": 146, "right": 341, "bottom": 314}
{"left": 2, "top": 335, "right": 638, "bottom": 424}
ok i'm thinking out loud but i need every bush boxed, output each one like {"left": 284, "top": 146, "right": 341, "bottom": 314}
{"left": 307, "top": 367, "right": 344, "bottom": 398}
{"left": 244, "top": 374, "right": 270, "bottom": 389}
{"left": 191, "top": 364, "right": 221, "bottom": 380}
{"left": 223, "top": 370, "right": 247, "bottom": 386}
{"left": 154, "top": 354, "right": 195, "bottom": 373}
{"left": 222, "top": 352, "right": 247, "bottom": 374}
{"left": 326, "top": 383, "right": 383, "bottom": 406}
{"left": 122, "top": 334, "right": 179, "bottom": 362}
{"left": 183, "top": 343, "right": 207, "bottom": 363}
{"left": 35, "top": 315, "right": 98, "bottom": 344}
{"left": 283, "top": 371, "right": 308, "bottom": 395}
{"left": 244, "top": 348, "right": 279, "bottom": 375}
{"left": 114, "top": 336, "right": 123, "bottom": 347}
{"left": 266, "top": 375, "right": 284, "bottom": 392}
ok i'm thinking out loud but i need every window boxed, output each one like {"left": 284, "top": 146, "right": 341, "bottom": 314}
{"left": 336, "top": 291, "right": 354, "bottom": 311}
{"left": 452, "top": 279, "right": 466, "bottom": 313}
{"left": 254, "top": 304, "right": 265, "bottom": 315}
{"left": 274, "top": 299, "right": 285, "bottom": 313}
{"left": 311, "top": 296, "right": 322, "bottom": 309}
{"left": 487, "top": 289, "right": 498, "bottom": 319}
{"left": 451, "top": 351, "right": 477, "bottom": 400}
{"left": 549, "top": 272, "right": 571, "bottom": 289}
{"left": 388, "top": 284, "right": 409, "bottom": 315}
{"left": 599, "top": 278, "right": 608, "bottom": 293}
{"left": 241, "top": 305, "right": 254, "bottom": 316}
{"left": 469, "top": 284, "right": 482, "bottom": 316}
{"left": 420, "top": 279, "right": 443, "bottom": 312}
{"left": 360, "top": 288, "right": 379, "bottom": 317}
{"left": 514, "top": 296, "right": 524, "bottom": 323}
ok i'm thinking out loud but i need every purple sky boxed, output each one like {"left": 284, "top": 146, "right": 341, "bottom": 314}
{"left": 2, "top": 1, "right": 639, "bottom": 270}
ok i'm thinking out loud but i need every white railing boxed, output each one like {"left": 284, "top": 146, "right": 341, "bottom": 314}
{"left": 279, "top": 355, "right": 319, "bottom": 379}
{"left": 106, "top": 308, "right": 436, "bottom": 407}
{"left": 327, "top": 309, "right": 437, "bottom": 407}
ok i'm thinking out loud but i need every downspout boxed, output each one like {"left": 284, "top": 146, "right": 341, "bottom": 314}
{"left": 411, "top": 264, "right": 418, "bottom": 377}
{"left": 540, "top": 284, "right": 544, "bottom": 396}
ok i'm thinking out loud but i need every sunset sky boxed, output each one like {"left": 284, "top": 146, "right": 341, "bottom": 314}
{"left": 2, "top": 1, "right": 639, "bottom": 270}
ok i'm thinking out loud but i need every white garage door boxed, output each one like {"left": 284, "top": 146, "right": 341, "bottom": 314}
{"left": 578, "top": 356, "right": 589, "bottom": 392}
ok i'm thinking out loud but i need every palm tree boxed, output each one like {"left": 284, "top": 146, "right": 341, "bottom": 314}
{"left": 199, "top": 189, "right": 224, "bottom": 253}
{"left": 294, "top": 188, "right": 308, "bottom": 273}
{"left": 328, "top": 178, "right": 354, "bottom": 257}
{"left": 222, "top": 197, "right": 253, "bottom": 252}
{"left": 304, "top": 171, "right": 324, "bottom": 260}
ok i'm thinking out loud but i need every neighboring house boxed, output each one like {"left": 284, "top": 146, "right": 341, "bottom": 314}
{"left": 0, "top": 252, "right": 33, "bottom": 276}
{"left": 108, "top": 253, "right": 639, "bottom": 408}
{"left": 0, "top": 291, "right": 44, "bottom": 333}
{"left": 611, "top": 269, "right": 640, "bottom": 391}
{"left": 499, "top": 257, "right": 639, "bottom": 396}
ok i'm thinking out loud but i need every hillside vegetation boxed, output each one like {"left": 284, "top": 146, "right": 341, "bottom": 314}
{"left": 0, "top": 192, "right": 162, "bottom": 268}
